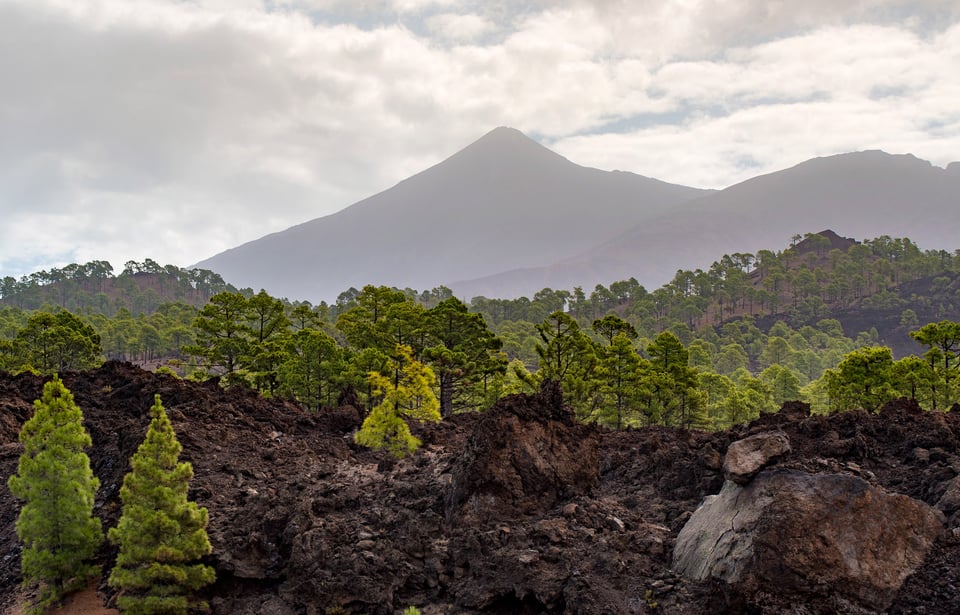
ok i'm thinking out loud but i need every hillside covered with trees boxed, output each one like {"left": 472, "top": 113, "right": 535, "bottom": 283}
{"left": 0, "top": 260, "right": 235, "bottom": 314}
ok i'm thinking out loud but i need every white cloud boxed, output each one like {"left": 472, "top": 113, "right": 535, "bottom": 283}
{"left": 426, "top": 12, "right": 493, "bottom": 42}
{"left": 0, "top": 0, "right": 958, "bottom": 279}
{"left": 391, "top": 0, "right": 460, "bottom": 13}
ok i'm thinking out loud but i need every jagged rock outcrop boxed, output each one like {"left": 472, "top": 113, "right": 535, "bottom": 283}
{"left": 673, "top": 468, "right": 944, "bottom": 612}
{"left": 722, "top": 430, "right": 791, "bottom": 484}
{"left": 445, "top": 381, "right": 600, "bottom": 524}
{"left": 937, "top": 475, "right": 960, "bottom": 525}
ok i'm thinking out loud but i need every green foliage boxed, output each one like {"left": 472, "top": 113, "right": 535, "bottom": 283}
{"left": 824, "top": 346, "right": 898, "bottom": 412}
{"left": 336, "top": 285, "right": 412, "bottom": 352}
{"left": 278, "top": 329, "right": 343, "bottom": 410}
{"left": 714, "top": 342, "right": 749, "bottom": 376}
{"left": 643, "top": 331, "right": 702, "bottom": 427}
{"left": 891, "top": 354, "right": 939, "bottom": 408}
{"left": 593, "top": 332, "right": 645, "bottom": 429}
{"left": 184, "top": 292, "right": 252, "bottom": 380}
{"left": 245, "top": 291, "right": 292, "bottom": 393}
{"left": 591, "top": 314, "right": 637, "bottom": 345}
{"left": 0, "top": 260, "right": 232, "bottom": 315}
{"left": 404, "top": 608, "right": 422, "bottom": 615}
{"left": 13, "top": 311, "right": 102, "bottom": 374}
{"left": 911, "top": 320, "right": 960, "bottom": 381}
{"left": 340, "top": 347, "right": 392, "bottom": 405}
{"left": 645, "top": 588, "right": 659, "bottom": 610}
{"left": 423, "top": 297, "right": 506, "bottom": 416}
{"left": 155, "top": 366, "right": 181, "bottom": 379}
{"left": 535, "top": 311, "right": 599, "bottom": 418}
{"left": 800, "top": 376, "right": 831, "bottom": 415}
{"left": 758, "top": 364, "right": 802, "bottom": 406}
{"left": 108, "top": 395, "right": 215, "bottom": 614}
{"left": 7, "top": 376, "right": 103, "bottom": 612}
{"left": 354, "top": 344, "right": 441, "bottom": 457}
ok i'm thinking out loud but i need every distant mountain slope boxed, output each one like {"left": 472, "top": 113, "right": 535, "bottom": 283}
{"left": 452, "top": 151, "right": 960, "bottom": 298}
{"left": 192, "top": 127, "right": 709, "bottom": 301}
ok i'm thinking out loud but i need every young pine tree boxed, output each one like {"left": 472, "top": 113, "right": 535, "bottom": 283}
{"left": 355, "top": 344, "right": 441, "bottom": 458}
{"left": 108, "top": 395, "right": 215, "bottom": 614}
{"left": 7, "top": 375, "right": 103, "bottom": 612}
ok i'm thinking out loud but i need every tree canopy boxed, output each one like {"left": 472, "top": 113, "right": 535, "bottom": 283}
{"left": 108, "top": 395, "right": 215, "bottom": 614}
{"left": 354, "top": 344, "right": 441, "bottom": 457}
{"left": 7, "top": 376, "right": 103, "bottom": 612}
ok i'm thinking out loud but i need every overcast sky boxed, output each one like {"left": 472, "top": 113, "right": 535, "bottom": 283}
{"left": 2, "top": 0, "right": 958, "bottom": 280}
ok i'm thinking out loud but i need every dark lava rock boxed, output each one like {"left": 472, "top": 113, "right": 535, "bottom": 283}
{"left": 1, "top": 366, "right": 960, "bottom": 614}
{"left": 445, "top": 381, "right": 600, "bottom": 524}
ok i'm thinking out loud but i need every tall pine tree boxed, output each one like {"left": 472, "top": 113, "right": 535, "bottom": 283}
{"left": 7, "top": 375, "right": 103, "bottom": 612}
{"left": 108, "top": 395, "right": 215, "bottom": 614}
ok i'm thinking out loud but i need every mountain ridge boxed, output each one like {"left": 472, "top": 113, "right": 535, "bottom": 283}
{"left": 194, "top": 128, "right": 959, "bottom": 301}
{"left": 448, "top": 148, "right": 960, "bottom": 299}
{"left": 193, "top": 127, "right": 708, "bottom": 300}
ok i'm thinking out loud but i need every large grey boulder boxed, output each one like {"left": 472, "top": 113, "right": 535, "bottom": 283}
{"left": 673, "top": 469, "right": 943, "bottom": 612}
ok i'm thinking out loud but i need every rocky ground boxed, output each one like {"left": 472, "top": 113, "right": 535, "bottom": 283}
{"left": 1, "top": 362, "right": 959, "bottom": 614}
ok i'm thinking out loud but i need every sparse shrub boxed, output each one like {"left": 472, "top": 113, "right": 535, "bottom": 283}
{"left": 155, "top": 365, "right": 181, "bottom": 379}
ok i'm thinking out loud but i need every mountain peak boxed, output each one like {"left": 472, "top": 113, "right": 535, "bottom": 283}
{"left": 192, "top": 126, "right": 706, "bottom": 300}
{"left": 793, "top": 230, "right": 858, "bottom": 255}
{"left": 449, "top": 126, "right": 569, "bottom": 167}
{"left": 803, "top": 149, "right": 939, "bottom": 172}
{"left": 481, "top": 126, "right": 528, "bottom": 140}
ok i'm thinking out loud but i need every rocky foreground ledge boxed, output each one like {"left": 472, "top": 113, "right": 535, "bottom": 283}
{"left": 1, "top": 363, "right": 960, "bottom": 614}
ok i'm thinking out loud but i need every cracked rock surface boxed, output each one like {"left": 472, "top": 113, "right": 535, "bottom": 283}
{"left": 673, "top": 469, "right": 943, "bottom": 612}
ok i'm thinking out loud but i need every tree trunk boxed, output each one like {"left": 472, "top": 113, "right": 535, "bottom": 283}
{"left": 440, "top": 372, "right": 454, "bottom": 418}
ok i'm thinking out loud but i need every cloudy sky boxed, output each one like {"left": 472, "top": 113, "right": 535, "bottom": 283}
{"left": 2, "top": 0, "right": 958, "bottom": 280}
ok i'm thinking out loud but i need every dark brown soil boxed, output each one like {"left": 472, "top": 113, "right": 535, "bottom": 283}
{"left": 1, "top": 363, "right": 959, "bottom": 614}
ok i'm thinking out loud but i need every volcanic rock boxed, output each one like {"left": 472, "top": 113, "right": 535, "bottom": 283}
{"left": 3, "top": 366, "right": 960, "bottom": 614}
{"left": 937, "top": 475, "right": 960, "bottom": 520}
{"left": 445, "top": 381, "right": 599, "bottom": 524}
{"left": 673, "top": 468, "right": 944, "bottom": 612}
{"left": 722, "top": 430, "right": 791, "bottom": 484}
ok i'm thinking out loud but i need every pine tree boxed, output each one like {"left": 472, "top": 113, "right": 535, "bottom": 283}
{"left": 355, "top": 344, "right": 441, "bottom": 458}
{"left": 423, "top": 297, "right": 506, "bottom": 416}
{"left": 824, "top": 346, "right": 898, "bottom": 413}
{"left": 108, "top": 395, "right": 215, "bottom": 614}
{"left": 594, "top": 332, "right": 643, "bottom": 430}
{"left": 7, "top": 375, "right": 103, "bottom": 612}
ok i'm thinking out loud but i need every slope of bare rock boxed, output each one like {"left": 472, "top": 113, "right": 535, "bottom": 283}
{"left": 1, "top": 365, "right": 960, "bottom": 614}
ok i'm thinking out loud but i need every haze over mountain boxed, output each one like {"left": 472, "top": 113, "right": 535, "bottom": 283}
{"left": 452, "top": 150, "right": 960, "bottom": 298}
{"left": 196, "top": 128, "right": 960, "bottom": 302}
{"left": 193, "top": 127, "right": 709, "bottom": 301}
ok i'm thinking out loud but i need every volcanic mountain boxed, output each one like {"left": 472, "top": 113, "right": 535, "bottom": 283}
{"left": 195, "top": 128, "right": 960, "bottom": 302}
{"left": 451, "top": 151, "right": 960, "bottom": 299}
{"left": 192, "top": 127, "right": 708, "bottom": 301}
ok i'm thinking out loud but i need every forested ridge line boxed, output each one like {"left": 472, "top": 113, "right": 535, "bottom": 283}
{"left": 2, "top": 230, "right": 959, "bottom": 436}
